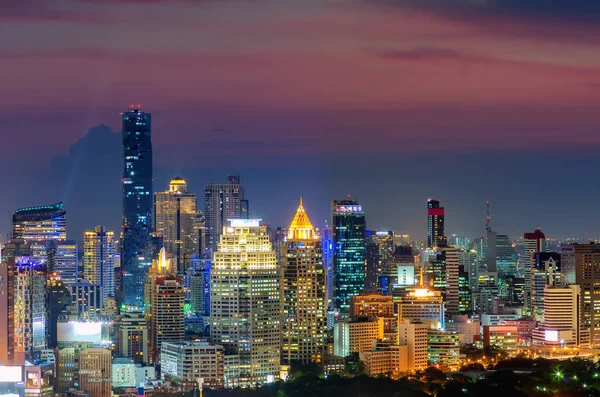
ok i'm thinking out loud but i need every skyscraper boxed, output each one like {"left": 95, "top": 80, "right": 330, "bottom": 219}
{"left": 79, "top": 348, "right": 112, "bottom": 397}
{"left": 154, "top": 177, "right": 199, "bottom": 273}
{"left": 47, "top": 240, "right": 78, "bottom": 285}
{"left": 121, "top": 107, "right": 153, "bottom": 307}
{"left": 332, "top": 200, "right": 366, "bottom": 312}
{"left": 144, "top": 249, "right": 185, "bottom": 363}
{"left": 574, "top": 244, "right": 600, "bottom": 346}
{"left": 523, "top": 228, "right": 546, "bottom": 312}
{"left": 427, "top": 199, "right": 446, "bottom": 248}
{"left": 210, "top": 219, "right": 280, "bottom": 387}
{"left": 496, "top": 234, "right": 517, "bottom": 276}
{"left": 83, "top": 226, "right": 115, "bottom": 303}
{"left": 281, "top": 199, "right": 326, "bottom": 365}
{"left": 12, "top": 202, "right": 67, "bottom": 265}
{"left": 429, "top": 246, "right": 460, "bottom": 320}
{"left": 321, "top": 225, "right": 334, "bottom": 309}
{"left": 204, "top": 175, "right": 246, "bottom": 252}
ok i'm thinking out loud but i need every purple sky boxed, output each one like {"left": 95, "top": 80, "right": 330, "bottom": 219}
{"left": 2, "top": 0, "right": 600, "bottom": 240}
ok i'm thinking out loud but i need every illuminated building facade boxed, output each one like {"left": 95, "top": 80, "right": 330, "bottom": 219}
{"left": 12, "top": 256, "right": 47, "bottom": 364}
{"left": 121, "top": 107, "right": 153, "bottom": 307}
{"left": 79, "top": 348, "right": 112, "bottom": 397}
{"left": 47, "top": 240, "right": 78, "bottom": 286}
{"left": 333, "top": 317, "right": 384, "bottom": 357}
{"left": 496, "top": 234, "right": 517, "bottom": 276}
{"left": 0, "top": 258, "right": 15, "bottom": 365}
{"left": 160, "top": 341, "right": 224, "bottom": 390}
{"left": 531, "top": 252, "right": 562, "bottom": 322}
{"left": 398, "top": 271, "right": 444, "bottom": 329}
{"left": 204, "top": 175, "right": 246, "bottom": 252}
{"left": 154, "top": 177, "right": 199, "bottom": 273}
{"left": 281, "top": 199, "right": 326, "bottom": 365}
{"left": 427, "top": 199, "right": 445, "bottom": 248}
{"left": 523, "top": 228, "right": 546, "bottom": 309}
{"left": 320, "top": 225, "right": 334, "bottom": 309}
{"left": 429, "top": 246, "right": 460, "bottom": 318}
{"left": 119, "top": 310, "right": 149, "bottom": 365}
{"left": 398, "top": 319, "right": 428, "bottom": 371}
{"left": 427, "top": 329, "right": 460, "bottom": 367}
{"left": 69, "top": 281, "right": 102, "bottom": 320}
{"left": 12, "top": 202, "right": 67, "bottom": 265}
{"left": 532, "top": 284, "right": 584, "bottom": 347}
{"left": 83, "top": 225, "right": 115, "bottom": 303}
{"left": 144, "top": 249, "right": 185, "bottom": 363}
{"left": 574, "top": 244, "right": 600, "bottom": 345}
{"left": 210, "top": 220, "right": 280, "bottom": 387}
{"left": 332, "top": 200, "right": 366, "bottom": 312}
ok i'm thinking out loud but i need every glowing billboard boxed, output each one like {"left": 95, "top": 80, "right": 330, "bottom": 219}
{"left": 0, "top": 366, "right": 22, "bottom": 382}
{"left": 57, "top": 321, "right": 102, "bottom": 343}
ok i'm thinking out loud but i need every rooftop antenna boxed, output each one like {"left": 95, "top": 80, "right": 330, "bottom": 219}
{"left": 486, "top": 201, "right": 491, "bottom": 233}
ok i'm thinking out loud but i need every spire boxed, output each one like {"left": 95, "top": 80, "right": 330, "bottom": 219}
{"left": 288, "top": 197, "right": 315, "bottom": 240}
{"left": 419, "top": 267, "right": 424, "bottom": 287}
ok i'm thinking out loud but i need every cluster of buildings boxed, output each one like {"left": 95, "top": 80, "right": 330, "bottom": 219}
{"left": 0, "top": 107, "right": 599, "bottom": 396}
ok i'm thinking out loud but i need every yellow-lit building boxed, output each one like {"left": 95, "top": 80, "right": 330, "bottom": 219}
{"left": 333, "top": 317, "right": 384, "bottom": 357}
{"left": 79, "top": 348, "right": 112, "bottom": 397}
{"left": 281, "top": 198, "right": 326, "bottom": 365}
{"left": 83, "top": 225, "right": 115, "bottom": 303}
{"left": 209, "top": 219, "right": 280, "bottom": 387}
{"left": 398, "top": 270, "right": 444, "bottom": 329}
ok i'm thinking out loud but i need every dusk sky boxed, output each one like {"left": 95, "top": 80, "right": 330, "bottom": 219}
{"left": 2, "top": 0, "right": 600, "bottom": 241}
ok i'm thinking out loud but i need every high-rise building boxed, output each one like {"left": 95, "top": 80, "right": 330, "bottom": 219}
{"left": 532, "top": 285, "right": 585, "bottom": 347}
{"left": 332, "top": 200, "right": 366, "bottom": 312}
{"left": 574, "top": 244, "right": 600, "bottom": 346}
{"left": 47, "top": 240, "right": 78, "bottom": 285}
{"left": 154, "top": 177, "right": 199, "bottom": 273}
{"left": 321, "top": 225, "right": 334, "bottom": 309}
{"left": 47, "top": 274, "right": 71, "bottom": 348}
{"left": 161, "top": 341, "right": 225, "bottom": 390}
{"left": 398, "top": 319, "right": 428, "bottom": 371}
{"left": 350, "top": 292, "right": 396, "bottom": 337}
{"left": 333, "top": 317, "right": 384, "bottom": 357}
{"left": 119, "top": 310, "right": 149, "bottom": 365}
{"left": 0, "top": 257, "right": 15, "bottom": 365}
{"left": 204, "top": 175, "right": 246, "bottom": 252}
{"left": 121, "top": 107, "right": 153, "bottom": 307}
{"left": 427, "top": 329, "right": 461, "bottom": 367}
{"left": 523, "top": 228, "right": 546, "bottom": 308}
{"left": 70, "top": 281, "right": 102, "bottom": 320}
{"left": 398, "top": 273, "right": 444, "bottom": 329}
{"left": 79, "top": 348, "right": 112, "bottom": 397}
{"left": 83, "top": 226, "right": 115, "bottom": 304}
{"left": 281, "top": 199, "right": 326, "bottom": 365}
{"left": 496, "top": 235, "right": 517, "bottom": 276}
{"left": 210, "top": 219, "right": 280, "bottom": 387}
{"left": 144, "top": 249, "right": 185, "bottom": 363}
{"left": 429, "top": 246, "right": 460, "bottom": 319}
{"left": 12, "top": 256, "right": 47, "bottom": 364}
{"left": 530, "top": 252, "right": 562, "bottom": 322}
{"left": 427, "top": 199, "right": 446, "bottom": 248}
{"left": 12, "top": 202, "right": 67, "bottom": 265}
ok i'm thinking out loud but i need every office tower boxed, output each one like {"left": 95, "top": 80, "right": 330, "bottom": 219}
{"left": 350, "top": 292, "right": 396, "bottom": 337}
{"left": 83, "top": 226, "right": 115, "bottom": 303}
{"left": 204, "top": 175, "right": 246, "bottom": 251}
{"left": 560, "top": 245, "right": 576, "bottom": 284}
{"left": 154, "top": 177, "right": 199, "bottom": 273}
{"left": 47, "top": 274, "right": 71, "bottom": 348}
{"left": 429, "top": 246, "right": 460, "bottom": 319}
{"left": 121, "top": 107, "right": 153, "bottom": 307}
{"left": 281, "top": 199, "right": 326, "bottom": 365}
{"left": 471, "top": 272, "right": 499, "bottom": 315}
{"left": 398, "top": 319, "right": 428, "bottom": 371}
{"left": 0, "top": 258, "right": 15, "bottom": 365}
{"left": 161, "top": 341, "right": 225, "bottom": 390}
{"left": 119, "top": 311, "right": 149, "bottom": 365}
{"left": 332, "top": 200, "right": 366, "bottom": 312}
{"left": 187, "top": 255, "right": 211, "bottom": 316}
{"left": 210, "top": 219, "right": 280, "bottom": 387}
{"left": 386, "top": 246, "right": 414, "bottom": 296}
{"left": 398, "top": 273, "right": 444, "bottom": 329}
{"left": 79, "top": 348, "right": 112, "bottom": 397}
{"left": 458, "top": 265, "right": 471, "bottom": 315}
{"left": 47, "top": 240, "right": 78, "bottom": 285}
{"left": 457, "top": 249, "right": 478, "bottom": 291}
{"left": 530, "top": 253, "right": 562, "bottom": 322}
{"left": 365, "top": 234, "right": 380, "bottom": 291}
{"left": 523, "top": 228, "right": 547, "bottom": 307}
{"left": 333, "top": 317, "right": 384, "bottom": 357}
{"left": 321, "top": 225, "right": 334, "bottom": 309}
{"left": 574, "top": 244, "right": 600, "bottom": 346}
{"left": 192, "top": 211, "right": 207, "bottom": 257}
{"left": 70, "top": 281, "right": 102, "bottom": 320}
{"left": 145, "top": 248, "right": 185, "bottom": 363}
{"left": 532, "top": 285, "right": 584, "bottom": 347}
{"left": 427, "top": 329, "right": 461, "bottom": 367}
{"left": 12, "top": 202, "right": 67, "bottom": 265}
{"left": 11, "top": 256, "right": 47, "bottom": 364}
{"left": 427, "top": 199, "right": 446, "bottom": 248}
{"left": 496, "top": 234, "right": 517, "bottom": 276}
{"left": 56, "top": 347, "right": 78, "bottom": 393}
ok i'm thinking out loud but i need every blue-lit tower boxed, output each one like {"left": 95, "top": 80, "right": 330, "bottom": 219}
{"left": 121, "top": 107, "right": 153, "bottom": 308}
{"left": 321, "top": 224, "right": 334, "bottom": 310}
{"left": 332, "top": 200, "right": 366, "bottom": 312}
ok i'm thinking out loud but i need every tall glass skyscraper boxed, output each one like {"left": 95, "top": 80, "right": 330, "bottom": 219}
{"left": 332, "top": 200, "right": 366, "bottom": 312}
{"left": 427, "top": 198, "right": 446, "bottom": 248}
{"left": 204, "top": 175, "right": 246, "bottom": 252}
{"left": 121, "top": 107, "right": 153, "bottom": 307}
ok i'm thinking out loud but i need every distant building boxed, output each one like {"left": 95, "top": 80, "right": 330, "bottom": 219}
{"left": 154, "top": 177, "right": 199, "bottom": 273}
{"left": 47, "top": 240, "right": 78, "bottom": 285}
{"left": 333, "top": 317, "right": 384, "bottom": 357}
{"left": 209, "top": 219, "right": 280, "bottom": 387}
{"left": 398, "top": 319, "right": 428, "bottom": 372}
{"left": 119, "top": 311, "right": 149, "bottom": 365}
{"left": 332, "top": 200, "right": 366, "bottom": 312}
{"left": 161, "top": 341, "right": 225, "bottom": 390}
{"left": 360, "top": 342, "right": 408, "bottom": 376}
{"left": 204, "top": 175, "right": 246, "bottom": 251}
{"left": 83, "top": 225, "right": 115, "bottom": 303}
{"left": 523, "top": 228, "right": 546, "bottom": 310}
{"left": 397, "top": 274, "right": 444, "bottom": 329}
{"left": 79, "top": 348, "right": 112, "bottom": 397}
{"left": 12, "top": 202, "right": 67, "bottom": 265}
{"left": 70, "top": 281, "right": 102, "bottom": 320}
{"left": 121, "top": 107, "right": 153, "bottom": 308}
{"left": 427, "top": 329, "right": 461, "bottom": 367}
{"left": 427, "top": 199, "right": 446, "bottom": 248}
{"left": 144, "top": 249, "right": 184, "bottom": 363}
{"left": 281, "top": 199, "right": 326, "bottom": 365}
